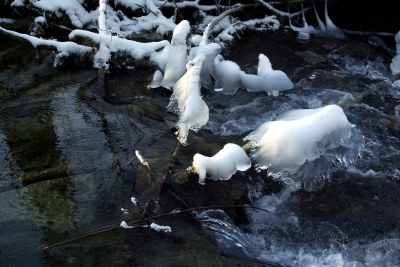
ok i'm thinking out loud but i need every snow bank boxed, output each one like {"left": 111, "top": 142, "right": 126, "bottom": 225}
{"left": 244, "top": 104, "right": 353, "bottom": 176}
{"left": 191, "top": 143, "right": 251, "bottom": 185}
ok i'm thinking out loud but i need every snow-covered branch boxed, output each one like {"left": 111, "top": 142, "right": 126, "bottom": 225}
{"left": 69, "top": 29, "right": 169, "bottom": 69}
{"left": 0, "top": 26, "right": 92, "bottom": 67}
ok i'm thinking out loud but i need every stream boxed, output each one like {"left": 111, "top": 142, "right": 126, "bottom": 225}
{"left": 1, "top": 30, "right": 399, "bottom": 266}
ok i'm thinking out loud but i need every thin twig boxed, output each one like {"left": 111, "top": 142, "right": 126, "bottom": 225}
{"left": 43, "top": 204, "right": 274, "bottom": 249}
{"left": 134, "top": 3, "right": 159, "bottom": 16}
{"left": 173, "top": 0, "right": 184, "bottom": 21}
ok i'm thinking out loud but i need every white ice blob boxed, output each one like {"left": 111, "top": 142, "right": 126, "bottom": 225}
{"left": 240, "top": 54, "right": 293, "bottom": 95}
{"left": 244, "top": 104, "right": 353, "bottom": 177}
{"left": 191, "top": 143, "right": 251, "bottom": 185}
{"left": 213, "top": 60, "right": 241, "bottom": 95}
{"left": 148, "top": 70, "right": 164, "bottom": 88}
{"left": 150, "top": 223, "right": 171, "bottom": 233}
{"left": 391, "top": 54, "right": 400, "bottom": 76}
{"left": 160, "top": 20, "right": 191, "bottom": 90}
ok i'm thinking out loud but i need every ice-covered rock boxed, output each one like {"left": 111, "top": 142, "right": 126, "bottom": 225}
{"left": 239, "top": 54, "right": 293, "bottom": 95}
{"left": 244, "top": 104, "right": 353, "bottom": 177}
{"left": 213, "top": 60, "right": 241, "bottom": 95}
{"left": 191, "top": 143, "right": 251, "bottom": 185}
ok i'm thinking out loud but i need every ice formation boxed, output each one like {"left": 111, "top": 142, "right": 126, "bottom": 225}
{"left": 290, "top": 0, "right": 346, "bottom": 39}
{"left": 392, "top": 55, "right": 400, "bottom": 76}
{"left": 160, "top": 20, "right": 191, "bottom": 90}
{"left": 239, "top": 54, "right": 293, "bottom": 95}
{"left": 391, "top": 31, "right": 400, "bottom": 75}
{"left": 244, "top": 105, "right": 353, "bottom": 184}
{"left": 150, "top": 223, "right": 171, "bottom": 233}
{"left": 191, "top": 143, "right": 251, "bottom": 185}
{"left": 213, "top": 60, "right": 241, "bottom": 95}
{"left": 396, "top": 31, "right": 400, "bottom": 54}
{"left": 148, "top": 70, "right": 164, "bottom": 88}
{"left": 167, "top": 36, "right": 221, "bottom": 144}
{"left": 297, "top": 32, "right": 310, "bottom": 41}
{"left": 167, "top": 61, "right": 210, "bottom": 144}
{"left": 323, "top": 0, "right": 346, "bottom": 39}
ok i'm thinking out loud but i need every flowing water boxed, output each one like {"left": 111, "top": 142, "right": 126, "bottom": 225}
{"left": 0, "top": 31, "right": 399, "bottom": 266}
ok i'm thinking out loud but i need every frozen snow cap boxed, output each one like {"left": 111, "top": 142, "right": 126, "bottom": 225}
{"left": 245, "top": 104, "right": 353, "bottom": 173}
{"left": 191, "top": 143, "right": 251, "bottom": 185}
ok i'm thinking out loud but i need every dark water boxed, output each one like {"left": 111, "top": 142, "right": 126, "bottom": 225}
{"left": 1, "top": 31, "right": 400, "bottom": 267}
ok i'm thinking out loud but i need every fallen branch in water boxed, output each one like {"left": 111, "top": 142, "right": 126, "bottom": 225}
{"left": 43, "top": 204, "right": 274, "bottom": 250}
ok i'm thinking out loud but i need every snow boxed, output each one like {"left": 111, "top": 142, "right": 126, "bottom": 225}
{"left": 324, "top": 0, "right": 346, "bottom": 39}
{"left": 0, "top": 18, "right": 15, "bottom": 23}
{"left": 239, "top": 54, "right": 293, "bottom": 95}
{"left": 34, "top": 16, "right": 47, "bottom": 24}
{"left": 396, "top": 31, "right": 400, "bottom": 54}
{"left": 191, "top": 35, "right": 202, "bottom": 46}
{"left": 69, "top": 29, "right": 169, "bottom": 69}
{"left": 98, "top": 0, "right": 108, "bottom": 34}
{"left": 194, "top": 43, "right": 220, "bottom": 90}
{"left": 167, "top": 42, "right": 221, "bottom": 144}
{"left": 160, "top": 20, "right": 191, "bottom": 90}
{"left": 391, "top": 54, "right": 400, "bottom": 75}
{"left": 213, "top": 60, "right": 241, "bottom": 95}
{"left": 114, "top": 0, "right": 146, "bottom": 10}
{"left": 167, "top": 61, "right": 209, "bottom": 144}
{"left": 244, "top": 105, "right": 353, "bottom": 175}
{"left": 120, "top": 221, "right": 136, "bottom": 228}
{"left": 297, "top": 32, "right": 310, "bottom": 41}
{"left": 30, "top": 0, "right": 98, "bottom": 28}
{"left": 192, "top": 143, "right": 251, "bottom": 185}
{"left": 290, "top": 0, "right": 345, "bottom": 39}
{"left": 148, "top": 70, "right": 164, "bottom": 88}
{"left": 131, "top": 197, "right": 138, "bottom": 206}
{"left": 10, "top": 0, "right": 24, "bottom": 7}
{"left": 0, "top": 26, "right": 92, "bottom": 67}
{"left": 150, "top": 223, "right": 171, "bottom": 233}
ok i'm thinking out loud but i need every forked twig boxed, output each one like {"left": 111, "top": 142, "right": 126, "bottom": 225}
{"left": 43, "top": 204, "right": 273, "bottom": 249}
